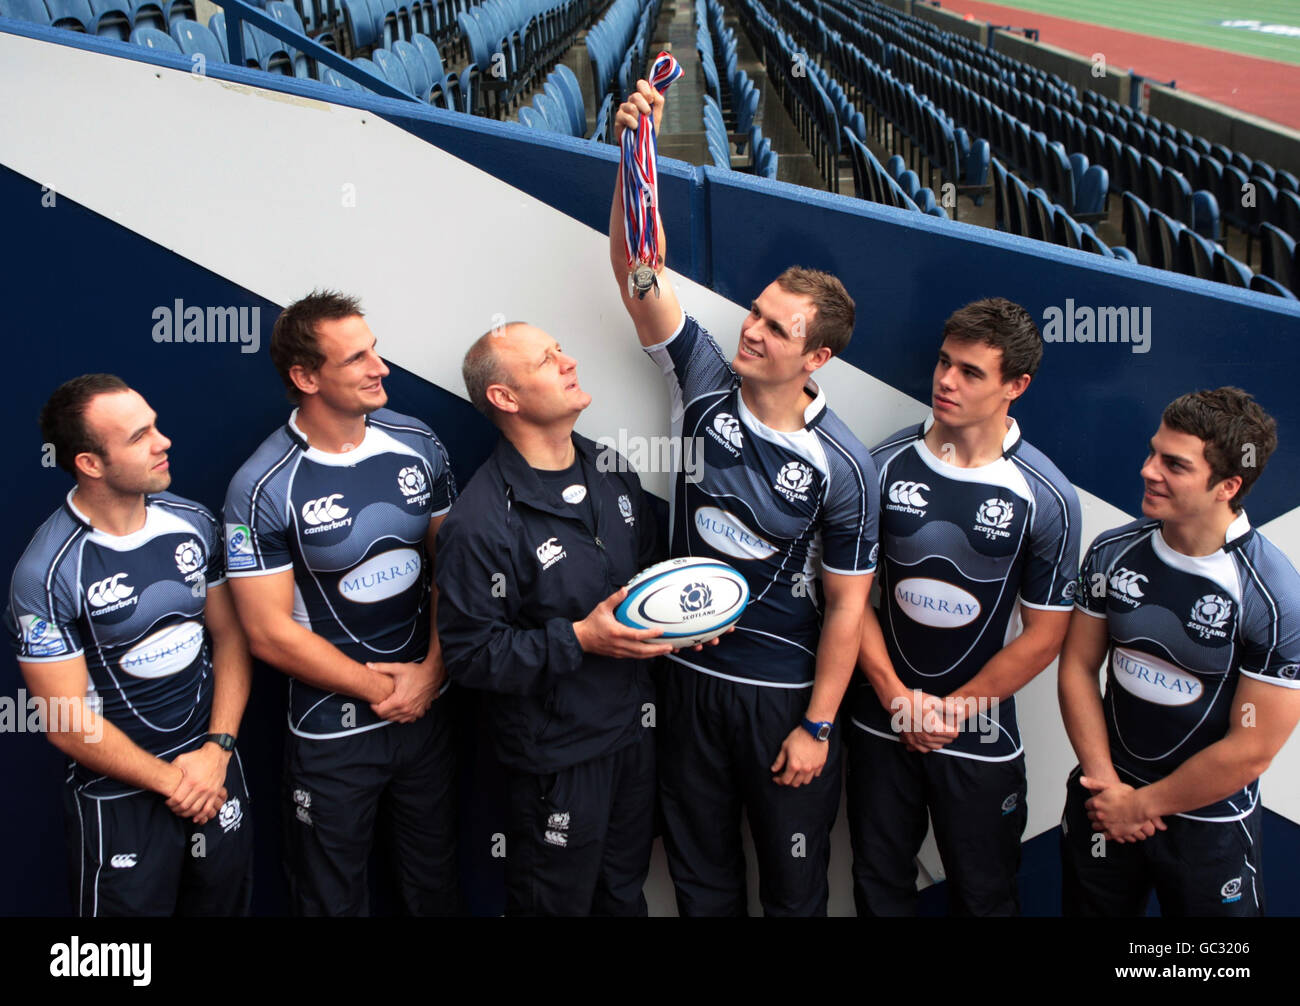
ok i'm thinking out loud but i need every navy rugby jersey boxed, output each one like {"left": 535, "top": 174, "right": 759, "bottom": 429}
{"left": 644, "top": 313, "right": 879, "bottom": 688}
{"left": 6, "top": 491, "right": 224, "bottom": 796}
{"left": 851, "top": 418, "right": 1081, "bottom": 760}
{"left": 224, "top": 408, "right": 453, "bottom": 739}
{"left": 1076, "top": 513, "right": 1300, "bottom": 821}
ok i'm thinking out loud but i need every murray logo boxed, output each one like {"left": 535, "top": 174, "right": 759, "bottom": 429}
{"left": 974, "top": 499, "right": 1015, "bottom": 539}
{"left": 887, "top": 479, "right": 929, "bottom": 515}
{"left": 774, "top": 461, "right": 814, "bottom": 502}
{"left": 618, "top": 493, "right": 635, "bottom": 525}
{"left": 710, "top": 413, "right": 744, "bottom": 454}
{"left": 88, "top": 573, "right": 136, "bottom": 614}
{"left": 1041, "top": 300, "right": 1151, "bottom": 355}
{"left": 535, "top": 537, "right": 566, "bottom": 570}
{"left": 301, "top": 493, "right": 351, "bottom": 534}
{"left": 151, "top": 299, "right": 260, "bottom": 354}
{"left": 1189, "top": 594, "right": 1232, "bottom": 640}
{"left": 174, "top": 538, "right": 204, "bottom": 579}
{"left": 680, "top": 582, "right": 713, "bottom": 613}
{"left": 1108, "top": 568, "right": 1148, "bottom": 604}
{"left": 397, "top": 465, "right": 429, "bottom": 504}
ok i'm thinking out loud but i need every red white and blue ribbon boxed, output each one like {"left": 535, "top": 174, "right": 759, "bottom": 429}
{"left": 620, "top": 52, "right": 684, "bottom": 277}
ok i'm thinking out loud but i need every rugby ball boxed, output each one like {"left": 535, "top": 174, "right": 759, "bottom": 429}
{"left": 615, "top": 556, "right": 750, "bottom": 647}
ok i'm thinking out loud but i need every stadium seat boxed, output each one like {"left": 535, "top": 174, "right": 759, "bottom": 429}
{"left": 1008, "top": 173, "right": 1032, "bottom": 239}
{"left": 1077, "top": 227, "right": 1112, "bottom": 257}
{"left": 1214, "top": 250, "right": 1252, "bottom": 287}
{"left": 990, "top": 158, "right": 1008, "bottom": 231}
{"left": 1260, "top": 223, "right": 1297, "bottom": 294}
{"left": 87, "top": 0, "right": 131, "bottom": 37}
{"left": 1219, "top": 164, "right": 1250, "bottom": 238}
{"left": 392, "top": 38, "right": 432, "bottom": 99}
{"left": 534, "top": 91, "right": 565, "bottom": 133}
{"left": 45, "top": 0, "right": 94, "bottom": 32}
{"left": 372, "top": 47, "right": 415, "bottom": 93}
{"left": 1149, "top": 209, "right": 1183, "bottom": 272}
{"left": 1192, "top": 190, "right": 1220, "bottom": 242}
{"left": 266, "top": 1, "right": 312, "bottom": 77}
{"left": 209, "top": 11, "right": 260, "bottom": 66}
{"left": 341, "top": 0, "right": 379, "bottom": 51}
{"left": 130, "top": 24, "right": 180, "bottom": 51}
{"left": 170, "top": 17, "right": 223, "bottom": 65}
{"left": 0, "top": 0, "right": 51, "bottom": 24}
{"left": 1249, "top": 274, "right": 1297, "bottom": 299}
{"left": 320, "top": 65, "right": 364, "bottom": 90}
{"left": 1027, "top": 187, "right": 1054, "bottom": 243}
{"left": 1110, "top": 246, "right": 1138, "bottom": 264}
{"left": 1178, "top": 228, "right": 1216, "bottom": 280}
{"left": 551, "top": 65, "right": 585, "bottom": 136}
{"left": 1279, "top": 190, "right": 1300, "bottom": 243}
{"left": 1074, "top": 165, "right": 1108, "bottom": 219}
{"left": 517, "top": 105, "right": 547, "bottom": 130}
{"left": 1053, "top": 210, "right": 1083, "bottom": 250}
{"left": 129, "top": 0, "right": 166, "bottom": 32}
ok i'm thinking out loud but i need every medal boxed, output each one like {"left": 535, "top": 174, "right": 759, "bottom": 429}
{"left": 620, "top": 52, "right": 683, "bottom": 298}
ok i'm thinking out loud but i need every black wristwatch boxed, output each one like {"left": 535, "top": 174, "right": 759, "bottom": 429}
{"left": 205, "top": 733, "right": 237, "bottom": 752}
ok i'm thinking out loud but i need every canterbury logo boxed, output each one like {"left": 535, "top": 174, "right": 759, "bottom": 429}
{"left": 1108, "top": 568, "right": 1148, "bottom": 600}
{"left": 88, "top": 573, "right": 133, "bottom": 608}
{"left": 302, "top": 494, "right": 348, "bottom": 525}
{"left": 888, "top": 480, "right": 929, "bottom": 507}
{"left": 712, "top": 413, "right": 743, "bottom": 449}
{"left": 109, "top": 853, "right": 137, "bottom": 869}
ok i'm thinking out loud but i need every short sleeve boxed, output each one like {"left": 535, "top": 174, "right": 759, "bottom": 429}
{"left": 643, "top": 314, "right": 736, "bottom": 422}
{"left": 6, "top": 552, "right": 82, "bottom": 662}
{"left": 1238, "top": 547, "right": 1300, "bottom": 689}
{"left": 819, "top": 448, "right": 879, "bottom": 576}
{"left": 223, "top": 469, "right": 292, "bottom": 577}
{"left": 1074, "top": 538, "right": 1109, "bottom": 618}
{"left": 1019, "top": 476, "right": 1082, "bottom": 610}
{"left": 422, "top": 431, "right": 456, "bottom": 517}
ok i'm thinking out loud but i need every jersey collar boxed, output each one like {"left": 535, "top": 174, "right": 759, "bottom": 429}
{"left": 921, "top": 414, "right": 1022, "bottom": 457}
{"left": 285, "top": 408, "right": 383, "bottom": 466}
{"left": 735, "top": 379, "right": 827, "bottom": 443}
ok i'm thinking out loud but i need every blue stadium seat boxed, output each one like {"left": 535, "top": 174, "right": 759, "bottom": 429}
{"left": 1220, "top": 164, "right": 1250, "bottom": 236}
{"left": 1149, "top": 209, "right": 1183, "bottom": 272}
{"left": 1121, "top": 191, "right": 1151, "bottom": 266}
{"left": 320, "top": 65, "right": 364, "bottom": 90}
{"left": 1074, "top": 165, "right": 1108, "bottom": 218}
{"left": 1178, "top": 228, "right": 1216, "bottom": 279}
{"left": 1053, "top": 211, "right": 1083, "bottom": 250}
{"left": 1192, "top": 190, "right": 1220, "bottom": 242}
{"left": 1276, "top": 169, "right": 1299, "bottom": 194}
{"left": 552, "top": 63, "right": 586, "bottom": 136}
{"left": 1008, "top": 172, "right": 1032, "bottom": 239}
{"left": 266, "top": 1, "right": 312, "bottom": 77}
{"left": 1110, "top": 246, "right": 1138, "bottom": 264}
{"left": 534, "top": 91, "right": 566, "bottom": 133}
{"left": 209, "top": 11, "right": 260, "bottom": 65}
{"left": 341, "top": 0, "right": 379, "bottom": 50}
{"left": 45, "top": 0, "right": 93, "bottom": 31}
{"left": 170, "top": 18, "right": 223, "bottom": 64}
{"left": 129, "top": 0, "right": 166, "bottom": 31}
{"left": 87, "top": 0, "right": 130, "bottom": 37}
{"left": 1077, "top": 226, "right": 1112, "bottom": 257}
{"left": 1214, "top": 250, "right": 1252, "bottom": 288}
{"left": 1027, "top": 187, "right": 1053, "bottom": 243}
{"left": 990, "top": 158, "right": 1009, "bottom": 231}
{"left": 372, "top": 47, "right": 415, "bottom": 94}
{"left": 130, "top": 23, "right": 180, "bottom": 50}
{"left": 392, "top": 38, "right": 432, "bottom": 99}
{"left": 1260, "top": 223, "right": 1297, "bottom": 294}
{"left": 518, "top": 105, "right": 546, "bottom": 130}
{"left": 543, "top": 79, "right": 574, "bottom": 136}
{"left": 0, "top": 0, "right": 51, "bottom": 24}
{"left": 1249, "top": 274, "right": 1297, "bottom": 299}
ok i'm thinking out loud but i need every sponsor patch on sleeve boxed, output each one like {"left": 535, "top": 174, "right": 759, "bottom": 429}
{"left": 225, "top": 523, "right": 256, "bottom": 571}
{"left": 19, "top": 613, "right": 69, "bottom": 657}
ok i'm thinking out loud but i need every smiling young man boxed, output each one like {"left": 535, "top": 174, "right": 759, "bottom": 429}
{"left": 436, "top": 323, "right": 673, "bottom": 915}
{"left": 1058, "top": 387, "right": 1300, "bottom": 916}
{"left": 848, "top": 298, "right": 1081, "bottom": 916}
{"left": 609, "top": 82, "right": 878, "bottom": 916}
{"left": 224, "top": 291, "right": 459, "bottom": 916}
{"left": 6, "top": 374, "right": 253, "bottom": 916}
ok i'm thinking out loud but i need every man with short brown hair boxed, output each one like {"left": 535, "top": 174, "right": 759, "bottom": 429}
{"left": 224, "top": 291, "right": 459, "bottom": 916}
{"left": 1059, "top": 387, "right": 1300, "bottom": 916}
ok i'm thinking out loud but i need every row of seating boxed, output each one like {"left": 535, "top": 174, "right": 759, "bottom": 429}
{"left": 585, "top": 0, "right": 651, "bottom": 112}
{"left": 1121, "top": 193, "right": 1297, "bottom": 298}
{"left": 0, "top": 0, "right": 192, "bottom": 39}
{"left": 455, "top": 0, "right": 584, "bottom": 114}
{"left": 990, "top": 159, "right": 1132, "bottom": 257}
{"left": 696, "top": 0, "right": 773, "bottom": 177}
{"left": 516, "top": 62, "right": 585, "bottom": 135}
{"left": 338, "top": 0, "right": 468, "bottom": 50}
{"left": 350, "top": 35, "right": 468, "bottom": 107}
{"left": 837, "top": 0, "right": 1291, "bottom": 270}
{"left": 842, "top": 126, "right": 947, "bottom": 218}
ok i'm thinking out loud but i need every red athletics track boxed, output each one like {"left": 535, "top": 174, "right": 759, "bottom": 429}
{"left": 941, "top": 0, "right": 1300, "bottom": 131}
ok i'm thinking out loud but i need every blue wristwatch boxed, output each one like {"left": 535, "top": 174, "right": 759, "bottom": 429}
{"left": 801, "top": 718, "right": 833, "bottom": 742}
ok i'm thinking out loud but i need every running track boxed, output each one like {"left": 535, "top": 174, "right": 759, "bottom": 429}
{"left": 943, "top": 0, "right": 1300, "bottom": 131}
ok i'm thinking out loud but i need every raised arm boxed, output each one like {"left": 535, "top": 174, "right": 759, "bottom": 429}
{"left": 610, "top": 79, "right": 685, "bottom": 348}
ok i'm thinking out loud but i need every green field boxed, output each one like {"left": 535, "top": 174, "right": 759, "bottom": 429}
{"left": 968, "top": 0, "right": 1300, "bottom": 65}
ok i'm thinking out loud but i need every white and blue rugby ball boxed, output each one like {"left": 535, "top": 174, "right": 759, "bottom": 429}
{"left": 615, "top": 557, "right": 750, "bottom": 648}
